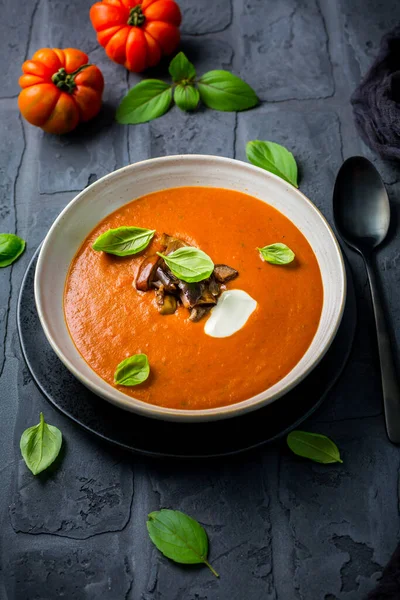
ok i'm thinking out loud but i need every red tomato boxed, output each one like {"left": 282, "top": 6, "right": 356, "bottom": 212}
{"left": 90, "top": 0, "right": 182, "bottom": 72}
{"left": 18, "top": 48, "right": 104, "bottom": 135}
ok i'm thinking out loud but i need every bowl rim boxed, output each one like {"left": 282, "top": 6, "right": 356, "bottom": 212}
{"left": 35, "top": 154, "right": 346, "bottom": 422}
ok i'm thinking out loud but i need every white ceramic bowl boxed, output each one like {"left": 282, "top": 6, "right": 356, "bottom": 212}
{"left": 35, "top": 155, "right": 346, "bottom": 422}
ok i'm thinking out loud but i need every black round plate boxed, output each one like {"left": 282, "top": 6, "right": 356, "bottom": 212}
{"left": 18, "top": 248, "right": 356, "bottom": 458}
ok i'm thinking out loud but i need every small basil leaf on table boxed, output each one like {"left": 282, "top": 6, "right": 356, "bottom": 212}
{"left": 246, "top": 140, "right": 298, "bottom": 187}
{"left": 258, "top": 243, "right": 295, "bottom": 265}
{"left": 92, "top": 226, "right": 155, "bottom": 256}
{"left": 116, "top": 80, "right": 173, "bottom": 125}
{"left": 114, "top": 353, "right": 150, "bottom": 386}
{"left": 0, "top": 233, "right": 26, "bottom": 267}
{"left": 169, "top": 52, "right": 196, "bottom": 82}
{"left": 157, "top": 247, "right": 214, "bottom": 283}
{"left": 174, "top": 84, "right": 200, "bottom": 111}
{"left": 20, "top": 412, "right": 62, "bottom": 475}
{"left": 287, "top": 431, "right": 343, "bottom": 464}
{"left": 147, "top": 509, "right": 219, "bottom": 577}
{"left": 198, "top": 70, "right": 258, "bottom": 111}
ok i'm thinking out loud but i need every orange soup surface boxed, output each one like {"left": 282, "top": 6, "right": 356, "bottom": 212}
{"left": 64, "top": 187, "right": 323, "bottom": 410}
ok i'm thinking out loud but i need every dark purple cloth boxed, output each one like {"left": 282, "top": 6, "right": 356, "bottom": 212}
{"left": 351, "top": 26, "right": 400, "bottom": 160}
{"left": 367, "top": 543, "right": 400, "bottom": 599}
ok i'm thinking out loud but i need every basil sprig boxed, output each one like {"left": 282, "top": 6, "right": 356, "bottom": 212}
{"left": 246, "top": 140, "right": 298, "bottom": 188}
{"left": 174, "top": 85, "right": 200, "bottom": 111}
{"left": 147, "top": 509, "right": 219, "bottom": 577}
{"left": 116, "top": 52, "right": 258, "bottom": 124}
{"left": 92, "top": 226, "right": 155, "bottom": 256}
{"left": 20, "top": 413, "right": 62, "bottom": 475}
{"left": 258, "top": 243, "right": 295, "bottom": 265}
{"left": 198, "top": 70, "right": 258, "bottom": 111}
{"left": 169, "top": 52, "right": 196, "bottom": 83}
{"left": 0, "top": 233, "right": 26, "bottom": 267}
{"left": 116, "top": 80, "right": 173, "bottom": 125}
{"left": 114, "top": 353, "right": 150, "bottom": 386}
{"left": 157, "top": 247, "right": 214, "bottom": 283}
{"left": 287, "top": 431, "right": 343, "bottom": 464}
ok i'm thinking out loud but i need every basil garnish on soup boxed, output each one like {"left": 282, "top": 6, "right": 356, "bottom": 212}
{"left": 92, "top": 226, "right": 155, "bottom": 256}
{"left": 114, "top": 353, "right": 150, "bottom": 386}
{"left": 157, "top": 247, "right": 214, "bottom": 283}
{"left": 258, "top": 243, "right": 295, "bottom": 265}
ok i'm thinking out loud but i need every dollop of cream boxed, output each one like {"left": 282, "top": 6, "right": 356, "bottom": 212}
{"left": 204, "top": 290, "right": 257, "bottom": 338}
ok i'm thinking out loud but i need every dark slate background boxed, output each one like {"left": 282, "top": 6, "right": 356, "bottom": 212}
{"left": 1, "top": 1, "right": 400, "bottom": 599}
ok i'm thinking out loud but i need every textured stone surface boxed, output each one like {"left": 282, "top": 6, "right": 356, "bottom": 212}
{"left": 181, "top": 0, "right": 232, "bottom": 35}
{"left": 0, "top": 108, "right": 25, "bottom": 378}
{"left": 0, "top": 0, "right": 38, "bottom": 98}
{"left": 41, "top": 0, "right": 96, "bottom": 52}
{"left": 4, "top": 545, "right": 133, "bottom": 599}
{"left": 9, "top": 450, "right": 133, "bottom": 539}
{"left": 149, "top": 109, "right": 236, "bottom": 158}
{"left": 236, "top": 0, "right": 334, "bottom": 100}
{"left": 340, "top": 0, "right": 400, "bottom": 77}
{"left": 2, "top": 1, "right": 400, "bottom": 599}
{"left": 276, "top": 418, "right": 398, "bottom": 600}
{"left": 179, "top": 37, "right": 234, "bottom": 72}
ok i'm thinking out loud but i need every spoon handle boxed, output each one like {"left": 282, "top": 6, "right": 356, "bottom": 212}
{"left": 365, "top": 256, "right": 400, "bottom": 443}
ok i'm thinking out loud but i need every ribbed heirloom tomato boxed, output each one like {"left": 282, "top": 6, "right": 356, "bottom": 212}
{"left": 18, "top": 48, "right": 104, "bottom": 135}
{"left": 90, "top": 0, "right": 182, "bottom": 72}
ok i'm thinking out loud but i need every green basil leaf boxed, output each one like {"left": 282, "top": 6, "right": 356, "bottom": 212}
{"left": 147, "top": 509, "right": 219, "bottom": 577}
{"left": 0, "top": 233, "right": 26, "bottom": 267}
{"left": 258, "top": 243, "right": 295, "bottom": 265}
{"left": 246, "top": 140, "right": 298, "bottom": 187}
{"left": 116, "top": 80, "right": 173, "bottom": 125}
{"left": 287, "top": 431, "right": 343, "bottom": 464}
{"left": 20, "top": 413, "right": 62, "bottom": 475}
{"left": 169, "top": 52, "right": 196, "bottom": 83}
{"left": 114, "top": 353, "right": 150, "bottom": 386}
{"left": 92, "top": 226, "right": 155, "bottom": 256}
{"left": 157, "top": 247, "right": 214, "bottom": 283}
{"left": 198, "top": 70, "right": 258, "bottom": 111}
{"left": 174, "top": 84, "right": 200, "bottom": 111}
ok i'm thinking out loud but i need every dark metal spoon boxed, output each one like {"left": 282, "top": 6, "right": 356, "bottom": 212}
{"left": 333, "top": 156, "right": 400, "bottom": 443}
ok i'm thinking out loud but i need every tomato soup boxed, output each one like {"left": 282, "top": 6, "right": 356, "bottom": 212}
{"left": 64, "top": 187, "right": 323, "bottom": 410}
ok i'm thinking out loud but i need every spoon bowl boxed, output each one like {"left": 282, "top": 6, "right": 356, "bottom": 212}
{"left": 333, "top": 156, "right": 390, "bottom": 254}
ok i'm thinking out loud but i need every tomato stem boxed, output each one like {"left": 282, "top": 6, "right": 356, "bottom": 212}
{"left": 127, "top": 5, "right": 145, "bottom": 27}
{"left": 51, "top": 64, "right": 91, "bottom": 93}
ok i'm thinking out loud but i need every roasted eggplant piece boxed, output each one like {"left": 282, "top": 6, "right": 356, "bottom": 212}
{"left": 159, "top": 295, "right": 178, "bottom": 315}
{"left": 178, "top": 281, "right": 202, "bottom": 309}
{"left": 155, "top": 266, "right": 177, "bottom": 292}
{"left": 189, "top": 306, "right": 211, "bottom": 322}
{"left": 208, "top": 277, "right": 220, "bottom": 296}
{"left": 155, "top": 284, "right": 178, "bottom": 315}
{"left": 155, "top": 285, "right": 165, "bottom": 306}
{"left": 136, "top": 255, "right": 160, "bottom": 291}
{"left": 137, "top": 234, "right": 238, "bottom": 322}
{"left": 160, "top": 233, "right": 187, "bottom": 255}
{"left": 196, "top": 284, "right": 218, "bottom": 306}
{"left": 213, "top": 264, "right": 239, "bottom": 283}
